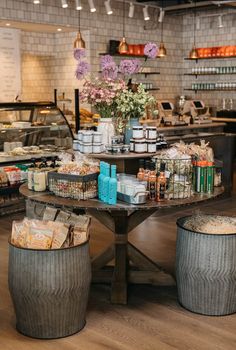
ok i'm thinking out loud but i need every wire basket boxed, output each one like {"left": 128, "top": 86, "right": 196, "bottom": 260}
{"left": 48, "top": 172, "right": 98, "bottom": 200}
{"left": 154, "top": 157, "right": 193, "bottom": 199}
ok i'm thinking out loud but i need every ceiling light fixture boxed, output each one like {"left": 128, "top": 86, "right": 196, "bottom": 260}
{"left": 189, "top": 0, "right": 198, "bottom": 59}
{"left": 74, "top": 4, "right": 85, "bottom": 49}
{"left": 33, "top": 0, "right": 40, "bottom": 4}
{"left": 143, "top": 5, "right": 150, "bottom": 21}
{"left": 105, "top": 0, "right": 113, "bottom": 15}
{"left": 57, "top": 28, "right": 62, "bottom": 31}
{"left": 6, "top": 23, "right": 11, "bottom": 26}
{"left": 218, "top": 15, "right": 224, "bottom": 28}
{"left": 128, "top": 2, "right": 135, "bottom": 18}
{"left": 75, "top": 0, "right": 82, "bottom": 10}
{"left": 158, "top": 1, "right": 167, "bottom": 58}
{"left": 196, "top": 16, "right": 200, "bottom": 30}
{"left": 61, "top": 0, "right": 68, "bottom": 8}
{"left": 118, "top": 0, "right": 128, "bottom": 54}
{"left": 88, "top": 0, "right": 96, "bottom": 12}
{"left": 158, "top": 8, "right": 165, "bottom": 23}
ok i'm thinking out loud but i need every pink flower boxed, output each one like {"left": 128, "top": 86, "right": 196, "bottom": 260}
{"left": 144, "top": 42, "right": 158, "bottom": 58}
{"left": 74, "top": 48, "right": 86, "bottom": 60}
{"left": 75, "top": 61, "right": 90, "bottom": 80}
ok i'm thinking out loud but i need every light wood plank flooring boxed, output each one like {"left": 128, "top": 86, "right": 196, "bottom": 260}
{"left": 0, "top": 194, "right": 236, "bottom": 349}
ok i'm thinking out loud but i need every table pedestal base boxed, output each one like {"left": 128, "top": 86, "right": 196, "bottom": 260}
{"left": 88, "top": 208, "right": 175, "bottom": 305}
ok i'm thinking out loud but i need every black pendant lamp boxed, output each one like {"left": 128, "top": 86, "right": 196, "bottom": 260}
{"left": 119, "top": 0, "right": 128, "bottom": 54}
{"left": 74, "top": 7, "right": 85, "bottom": 49}
{"left": 189, "top": 0, "right": 198, "bottom": 59}
{"left": 159, "top": 1, "right": 167, "bottom": 57}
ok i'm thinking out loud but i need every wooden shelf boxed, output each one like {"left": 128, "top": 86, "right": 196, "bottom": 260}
{"left": 99, "top": 52, "right": 160, "bottom": 59}
{"left": 184, "top": 72, "right": 236, "bottom": 76}
{"left": 184, "top": 88, "right": 236, "bottom": 92}
{"left": 98, "top": 71, "right": 160, "bottom": 75}
{"left": 145, "top": 88, "right": 160, "bottom": 91}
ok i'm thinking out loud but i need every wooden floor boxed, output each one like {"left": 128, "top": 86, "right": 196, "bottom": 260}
{"left": 0, "top": 193, "right": 236, "bottom": 349}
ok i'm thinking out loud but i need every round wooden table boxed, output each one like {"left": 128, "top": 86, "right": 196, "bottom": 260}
{"left": 20, "top": 184, "right": 224, "bottom": 305}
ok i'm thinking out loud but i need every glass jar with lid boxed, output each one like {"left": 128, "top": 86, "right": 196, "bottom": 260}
{"left": 134, "top": 138, "right": 146, "bottom": 153}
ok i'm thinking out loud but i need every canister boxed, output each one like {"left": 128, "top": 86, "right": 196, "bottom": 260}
{"left": 146, "top": 139, "right": 156, "bottom": 153}
{"left": 33, "top": 171, "right": 47, "bottom": 192}
{"left": 83, "top": 143, "right": 92, "bottom": 154}
{"left": 132, "top": 126, "right": 144, "bottom": 139}
{"left": 93, "top": 132, "right": 102, "bottom": 143}
{"left": 146, "top": 126, "right": 157, "bottom": 140}
{"left": 82, "top": 131, "right": 93, "bottom": 143}
{"left": 130, "top": 139, "right": 134, "bottom": 152}
{"left": 73, "top": 140, "right": 79, "bottom": 151}
{"left": 77, "top": 131, "right": 83, "bottom": 141}
{"left": 92, "top": 143, "right": 103, "bottom": 154}
{"left": 134, "top": 138, "right": 146, "bottom": 153}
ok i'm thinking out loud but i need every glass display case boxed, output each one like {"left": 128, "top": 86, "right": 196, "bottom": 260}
{"left": 0, "top": 102, "right": 73, "bottom": 154}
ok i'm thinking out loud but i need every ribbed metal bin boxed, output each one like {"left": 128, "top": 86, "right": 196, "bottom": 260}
{"left": 8, "top": 241, "right": 91, "bottom": 339}
{"left": 176, "top": 215, "right": 236, "bottom": 316}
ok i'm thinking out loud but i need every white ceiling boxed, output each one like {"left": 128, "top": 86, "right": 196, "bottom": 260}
{"left": 0, "top": 20, "right": 77, "bottom": 33}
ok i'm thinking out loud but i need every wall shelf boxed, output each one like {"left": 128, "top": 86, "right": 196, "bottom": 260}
{"left": 145, "top": 88, "right": 160, "bottom": 91}
{"left": 184, "top": 88, "right": 236, "bottom": 92}
{"left": 99, "top": 52, "right": 160, "bottom": 59}
{"left": 98, "top": 71, "right": 160, "bottom": 76}
{"left": 184, "top": 72, "right": 236, "bottom": 76}
{"left": 185, "top": 56, "right": 236, "bottom": 61}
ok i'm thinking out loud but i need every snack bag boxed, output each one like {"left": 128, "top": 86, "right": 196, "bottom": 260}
{"left": 48, "top": 221, "right": 70, "bottom": 249}
{"left": 55, "top": 210, "right": 71, "bottom": 223}
{"left": 11, "top": 220, "right": 28, "bottom": 247}
{"left": 26, "top": 226, "right": 54, "bottom": 249}
{"left": 43, "top": 206, "right": 58, "bottom": 221}
{"left": 73, "top": 225, "right": 88, "bottom": 246}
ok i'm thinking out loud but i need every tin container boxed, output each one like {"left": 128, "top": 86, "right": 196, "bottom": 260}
{"left": 146, "top": 126, "right": 157, "bottom": 140}
{"left": 132, "top": 126, "right": 144, "bottom": 139}
{"left": 134, "top": 138, "right": 146, "bottom": 153}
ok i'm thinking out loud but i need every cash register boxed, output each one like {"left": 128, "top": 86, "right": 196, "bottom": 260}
{"left": 158, "top": 101, "right": 187, "bottom": 126}
{"left": 182, "top": 100, "right": 212, "bottom": 124}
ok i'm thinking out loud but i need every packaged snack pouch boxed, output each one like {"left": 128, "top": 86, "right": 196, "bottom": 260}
{"left": 56, "top": 210, "right": 71, "bottom": 223}
{"left": 43, "top": 206, "right": 58, "bottom": 221}
{"left": 48, "top": 221, "right": 70, "bottom": 249}
{"left": 11, "top": 220, "right": 27, "bottom": 247}
{"left": 26, "top": 226, "right": 54, "bottom": 249}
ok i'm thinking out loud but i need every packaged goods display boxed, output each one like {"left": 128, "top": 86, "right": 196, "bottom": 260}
{"left": 11, "top": 208, "right": 91, "bottom": 249}
{"left": 27, "top": 157, "right": 59, "bottom": 192}
{"left": 131, "top": 126, "right": 167, "bottom": 153}
{"left": 183, "top": 214, "right": 236, "bottom": 234}
{"left": 75, "top": 130, "right": 103, "bottom": 154}
{"left": 116, "top": 173, "right": 147, "bottom": 204}
{"left": 48, "top": 155, "right": 99, "bottom": 200}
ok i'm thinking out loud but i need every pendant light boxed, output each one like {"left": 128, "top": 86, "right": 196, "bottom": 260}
{"left": 73, "top": 7, "right": 85, "bottom": 49}
{"left": 118, "top": 0, "right": 128, "bottom": 54}
{"left": 158, "top": 3, "right": 167, "bottom": 58}
{"left": 189, "top": 0, "right": 198, "bottom": 59}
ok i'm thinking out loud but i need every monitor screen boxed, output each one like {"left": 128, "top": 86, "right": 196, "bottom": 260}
{"left": 161, "top": 102, "right": 172, "bottom": 110}
{"left": 193, "top": 101, "right": 204, "bottom": 109}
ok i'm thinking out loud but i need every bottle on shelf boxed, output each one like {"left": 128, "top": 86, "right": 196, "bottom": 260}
{"left": 143, "top": 160, "right": 150, "bottom": 183}
{"left": 102, "top": 163, "right": 111, "bottom": 203}
{"left": 108, "top": 165, "right": 117, "bottom": 205}
{"left": 137, "top": 159, "right": 145, "bottom": 181}
{"left": 148, "top": 162, "right": 157, "bottom": 201}
{"left": 98, "top": 161, "right": 105, "bottom": 200}
{"left": 156, "top": 162, "right": 167, "bottom": 202}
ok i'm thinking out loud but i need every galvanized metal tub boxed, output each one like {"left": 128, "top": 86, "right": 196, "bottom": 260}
{"left": 176, "top": 215, "right": 236, "bottom": 316}
{"left": 8, "top": 240, "right": 91, "bottom": 339}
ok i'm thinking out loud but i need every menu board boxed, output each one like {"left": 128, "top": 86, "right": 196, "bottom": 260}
{"left": 0, "top": 28, "right": 21, "bottom": 102}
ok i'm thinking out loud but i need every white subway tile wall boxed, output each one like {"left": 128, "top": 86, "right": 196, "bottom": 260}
{"left": 1, "top": 1, "right": 236, "bottom": 109}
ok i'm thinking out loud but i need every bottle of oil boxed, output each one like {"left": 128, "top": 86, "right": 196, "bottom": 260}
{"left": 148, "top": 162, "right": 157, "bottom": 201}
{"left": 156, "top": 162, "right": 166, "bottom": 201}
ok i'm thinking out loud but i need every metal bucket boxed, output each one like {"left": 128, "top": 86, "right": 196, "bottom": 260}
{"left": 8, "top": 240, "right": 91, "bottom": 339}
{"left": 176, "top": 215, "right": 236, "bottom": 316}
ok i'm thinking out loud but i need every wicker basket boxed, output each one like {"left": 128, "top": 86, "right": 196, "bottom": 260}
{"left": 48, "top": 171, "right": 98, "bottom": 200}
{"left": 154, "top": 157, "right": 193, "bottom": 199}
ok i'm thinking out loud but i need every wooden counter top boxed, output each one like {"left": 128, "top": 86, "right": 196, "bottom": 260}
{"left": 212, "top": 117, "right": 236, "bottom": 123}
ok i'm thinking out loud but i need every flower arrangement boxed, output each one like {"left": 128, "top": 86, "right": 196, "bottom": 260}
{"left": 73, "top": 42, "right": 158, "bottom": 119}
{"left": 80, "top": 77, "right": 126, "bottom": 118}
{"left": 116, "top": 84, "right": 155, "bottom": 120}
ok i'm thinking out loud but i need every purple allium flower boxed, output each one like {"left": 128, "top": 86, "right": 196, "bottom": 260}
{"left": 119, "top": 59, "right": 141, "bottom": 76}
{"left": 144, "top": 42, "right": 158, "bottom": 58}
{"left": 132, "top": 59, "right": 141, "bottom": 74}
{"left": 75, "top": 61, "right": 90, "bottom": 80}
{"left": 74, "top": 48, "right": 86, "bottom": 61}
{"left": 100, "top": 55, "right": 115, "bottom": 69}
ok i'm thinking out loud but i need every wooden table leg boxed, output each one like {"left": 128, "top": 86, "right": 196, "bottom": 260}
{"left": 110, "top": 213, "right": 129, "bottom": 304}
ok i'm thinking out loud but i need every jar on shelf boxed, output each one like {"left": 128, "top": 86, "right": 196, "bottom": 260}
{"left": 82, "top": 143, "right": 92, "bottom": 154}
{"left": 92, "top": 143, "right": 103, "bottom": 154}
{"left": 146, "top": 139, "right": 156, "bottom": 153}
{"left": 146, "top": 126, "right": 157, "bottom": 140}
{"left": 132, "top": 126, "right": 144, "bottom": 139}
{"left": 134, "top": 138, "right": 146, "bottom": 153}
{"left": 93, "top": 132, "right": 102, "bottom": 143}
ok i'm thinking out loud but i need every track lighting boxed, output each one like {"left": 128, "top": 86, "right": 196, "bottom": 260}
{"left": 128, "top": 2, "right": 135, "bottom": 18}
{"left": 105, "top": 0, "right": 113, "bottom": 15}
{"left": 88, "top": 0, "right": 96, "bottom": 12}
{"left": 158, "top": 8, "right": 165, "bottom": 23}
{"left": 196, "top": 16, "right": 200, "bottom": 30}
{"left": 61, "top": 0, "right": 68, "bottom": 8}
{"left": 75, "top": 0, "right": 82, "bottom": 10}
{"left": 218, "top": 15, "right": 223, "bottom": 28}
{"left": 143, "top": 5, "right": 150, "bottom": 21}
